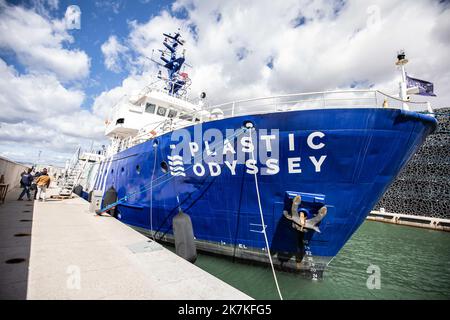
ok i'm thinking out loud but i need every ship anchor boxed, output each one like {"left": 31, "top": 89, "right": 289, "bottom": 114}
{"left": 283, "top": 195, "right": 327, "bottom": 233}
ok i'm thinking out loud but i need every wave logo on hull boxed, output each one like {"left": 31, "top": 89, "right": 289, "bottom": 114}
{"left": 168, "top": 155, "right": 186, "bottom": 177}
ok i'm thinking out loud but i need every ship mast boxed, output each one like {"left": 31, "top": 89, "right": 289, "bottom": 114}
{"left": 151, "top": 29, "right": 191, "bottom": 97}
{"left": 395, "top": 50, "right": 409, "bottom": 110}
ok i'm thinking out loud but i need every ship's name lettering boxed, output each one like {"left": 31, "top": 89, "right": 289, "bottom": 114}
{"left": 171, "top": 131, "right": 327, "bottom": 176}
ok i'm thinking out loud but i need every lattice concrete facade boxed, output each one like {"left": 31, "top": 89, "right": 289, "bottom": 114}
{"left": 374, "top": 108, "right": 450, "bottom": 219}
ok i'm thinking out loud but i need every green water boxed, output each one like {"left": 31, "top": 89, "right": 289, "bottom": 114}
{"left": 169, "top": 221, "right": 450, "bottom": 299}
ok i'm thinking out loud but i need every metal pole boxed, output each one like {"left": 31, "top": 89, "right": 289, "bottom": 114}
{"left": 400, "top": 63, "right": 409, "bottom": 111}
{"left": 426, "top": 102, "right": 434, "bottom": 116}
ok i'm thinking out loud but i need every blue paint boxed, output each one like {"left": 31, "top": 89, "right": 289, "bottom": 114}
{"left": 93, "top": 108, "right": 436, "bottom": 263}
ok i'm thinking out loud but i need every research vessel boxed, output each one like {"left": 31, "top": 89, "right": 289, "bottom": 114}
{"left": 66, "top": 32, "right": 437, "bottom": 278}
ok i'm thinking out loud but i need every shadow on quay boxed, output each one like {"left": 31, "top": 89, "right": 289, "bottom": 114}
{"left": 0, "top": 188, "right": 35, "bottom": 299}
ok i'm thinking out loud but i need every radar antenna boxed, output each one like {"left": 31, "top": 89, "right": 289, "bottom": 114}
{"left": 151, "top": 29, "right": 192, "bottom": 97}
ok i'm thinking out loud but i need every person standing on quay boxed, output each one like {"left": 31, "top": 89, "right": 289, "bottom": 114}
{"left": 17, "top": 168, "right": 33, "bottom": 201}
{"left": 35, "top": 168, "right": 51, "bottom": 202}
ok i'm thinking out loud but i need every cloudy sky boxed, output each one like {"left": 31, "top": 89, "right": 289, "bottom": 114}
{"left": 0, "top": 0, "right": 449, "bottom": 167}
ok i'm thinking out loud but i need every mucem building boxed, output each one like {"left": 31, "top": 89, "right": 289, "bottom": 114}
{"left": 374, "top": 108, "right": 450, "bottom": 220}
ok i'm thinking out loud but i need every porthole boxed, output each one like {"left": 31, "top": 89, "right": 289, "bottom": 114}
{"left": 121, "top": 167, "right": 125, "bottom": 173}
{"left": 136, "top": 165, "right": 141, "bottom": 174}
{"left": 160, "top": 161, "right": 169, "bottom": 173}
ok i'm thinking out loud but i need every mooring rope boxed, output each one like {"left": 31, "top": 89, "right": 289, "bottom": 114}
{"left": 247, "top": 126, "right": 284, "bottom": 300}
{"left": 149, "top": 141, "right": 158, "bottom": 240}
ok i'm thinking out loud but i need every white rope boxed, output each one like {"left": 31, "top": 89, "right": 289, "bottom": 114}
{"left": 248, "top": 127, "right": 283, "bottom": 300}
{"left": 150, "top": 143, "right": 158, "bottom": 240}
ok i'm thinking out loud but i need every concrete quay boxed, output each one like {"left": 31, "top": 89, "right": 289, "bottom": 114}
{"left": 368, "top": 210, "right": 450, "bottom": 232}
{"left": 0, "top": 187, "right": 252, "bottom": 300}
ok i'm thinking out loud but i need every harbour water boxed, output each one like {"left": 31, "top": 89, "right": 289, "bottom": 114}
{"left": 166, "top": 221, "right": 450, "bottom": 299}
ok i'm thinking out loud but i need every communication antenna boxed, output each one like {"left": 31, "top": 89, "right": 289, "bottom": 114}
{"left": 395, "top": 50, "right": 409, "bottom": 110}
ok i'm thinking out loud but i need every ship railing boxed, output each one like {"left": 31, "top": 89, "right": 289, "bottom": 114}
{"left": 205, "top": 90, "right": 432, "bottom": 119}
{"left": 120, "top": 89, "right": 432, "bottom": 153}
{"left": 374, "top": 91, "right": 433, "bottom": 113}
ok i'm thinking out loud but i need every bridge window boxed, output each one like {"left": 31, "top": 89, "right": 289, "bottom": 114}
{"left": 168, "top": 109, "right": 178, "bottom": 118}
{"left": 145, "top": 103, "right": 156, "bottom": 114}
{"left": 157, "top": 106, "right": 167, "bottom": 117}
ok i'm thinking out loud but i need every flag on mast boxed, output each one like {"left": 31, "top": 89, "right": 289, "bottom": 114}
{"left": 406, "top": 74, "right": 436, "bottom": 96}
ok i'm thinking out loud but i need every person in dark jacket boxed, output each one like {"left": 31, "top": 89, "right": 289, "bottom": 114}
{"left": 32, "top": 170, "right": 42, "bottom": 200}
{"left": 18, "top": 168, "right": 33, "bottom": 201}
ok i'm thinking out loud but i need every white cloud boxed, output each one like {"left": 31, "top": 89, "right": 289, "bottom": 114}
{"left": 0, "top": 1, "right": 102, "bottom": 166}
{"left": 0, "top": 59, "right": 107, "bottom": 166}
{"left": 101, "top": 35, "right": 129, "bottom": 73}
{"left": 31, "top": 0, "right": 59, "bottom": 18}
{"left": 0, "top": 59, "right": 84, "bottom": 124}
{"left": 0, "top": 0, "right": 90, "bottom": 81}
{"left": 99, "top": 0, "right": 450, "bottom": 108}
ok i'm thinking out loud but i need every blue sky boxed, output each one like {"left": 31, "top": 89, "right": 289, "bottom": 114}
{"left": 0, "top": 0, "right": 449, "bottom": 166}
{"left": 5, "top": 0, "right": 175, "bottom": 109}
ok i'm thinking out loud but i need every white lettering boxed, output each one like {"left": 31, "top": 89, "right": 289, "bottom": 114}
{"left": 241, "top": 136, "right": 254, "bottom": 153}
{"left": 224, "top": 160, "right": 237, "bottom": 175}
{"left": 309, "top": 155, "right": 327, "bottom": 172}
{"left": 307, "top": 132, "right": 325, "bottom": 150}
{"left": 189, "top": 142, "right": 199, "bottom": 157}
{"left": 222, "top": 139, "right": 236, "bottom": 155}
{"left": 288, "top": 133, "right": 295, "bottom": 151}
{"left": 264, "top": 158, "right": 280, "bottom": 175}
{"left": 245, "top": 159, "right": 258, "bottom": 174}
{"left": 260, "top": 134, "right": 276, "bottom": 152}
{"left": 288, "top": 157, "right": 302, "bottom": 173}
{"left": 208, "top": 162, "right": 221, "bottom": 176}
{"left": 204, "top": 141, "right": 217, "bottom": 156}
{"left": 193, "top": 163, "right": 205, "bottom": 176}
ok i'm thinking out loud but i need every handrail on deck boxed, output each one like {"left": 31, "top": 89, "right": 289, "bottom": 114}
{"left": 206, "top": 89, "right": 431, "bottom": 118}
{"left": 114, "top": 88, "right": 433, "bottom": 155}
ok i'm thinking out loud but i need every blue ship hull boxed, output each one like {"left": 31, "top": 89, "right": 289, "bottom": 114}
{"left": 92, "top": 108, "right": 436, "bottom": 276}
